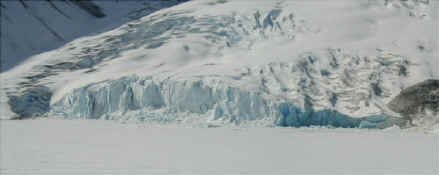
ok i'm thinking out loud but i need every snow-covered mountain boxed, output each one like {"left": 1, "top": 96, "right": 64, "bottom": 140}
{"left": 1, "top": 0, "right": 438, "bottom": 129}
{"left": 0, "top": 0, "right": 187, "bottom": 71}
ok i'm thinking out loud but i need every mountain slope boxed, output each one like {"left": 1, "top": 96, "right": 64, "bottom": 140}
{"left": 1, "top": 0, "right": 438, "bottom": 129}
{"left": 0, "top": 0, "right": 187, "bottom": 71}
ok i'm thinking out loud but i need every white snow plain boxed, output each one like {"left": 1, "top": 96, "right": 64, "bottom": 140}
{"left": 0, "top": 119, "right": 438, "bottom": 175}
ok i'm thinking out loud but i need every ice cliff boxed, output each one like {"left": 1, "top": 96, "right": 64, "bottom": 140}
{"left": 48, "top": 75, "right": 402, "bottom": 128}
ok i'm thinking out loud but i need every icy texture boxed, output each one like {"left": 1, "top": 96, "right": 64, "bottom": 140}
{"left": 50, "top": 75, "right": 400, "bottom": 128}
{"left": 51, "top": 76, "right": 265, "bottom": 121}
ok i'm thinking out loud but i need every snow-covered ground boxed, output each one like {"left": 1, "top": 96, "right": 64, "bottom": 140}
{"left": 0, "top": 119, "right": 437, "bottom": 175}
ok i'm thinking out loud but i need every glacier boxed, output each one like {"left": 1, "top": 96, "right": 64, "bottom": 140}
{"left": 1, "top": 0, "right": 438, "bottom": 130}
{"left": 50, "top": 76, "right": 404, "bottom": 128}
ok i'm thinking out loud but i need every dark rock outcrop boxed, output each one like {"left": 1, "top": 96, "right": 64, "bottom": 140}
{"left": 70, "top": 0, "right": 106, "bottom": 18}
{"left": 7, "top": 86, "right": 52, "bottom": 119}
{"left": 388, "top": 79, "right": 439, "bottom": 124}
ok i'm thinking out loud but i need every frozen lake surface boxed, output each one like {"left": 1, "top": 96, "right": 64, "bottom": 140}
{"left": 1, "top": 120, "right": 438, "bottom": 175}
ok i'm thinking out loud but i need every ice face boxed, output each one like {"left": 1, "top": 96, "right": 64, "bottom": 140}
{"left": 51, "top": 76, "right": 265, "bottom": 121}
{"left": 48, "top": 75, "right": 401, "bottom": 128}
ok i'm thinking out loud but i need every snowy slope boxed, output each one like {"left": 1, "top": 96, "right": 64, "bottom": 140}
{"left": 1, "top": 0, "right": 438, "bottom": 129}
{"left": 0, "top": 0, "right": 187, "bottom": 71}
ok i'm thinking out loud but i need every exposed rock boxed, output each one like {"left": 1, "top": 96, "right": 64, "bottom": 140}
{"left": 388, "top": 79, "right": 439, "bottom": 125}
{"left": 7, "top": 86, "right": 52, "bottom": 119}
{"left": 70, "top": 0, "right": 105, "bottom": 18}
